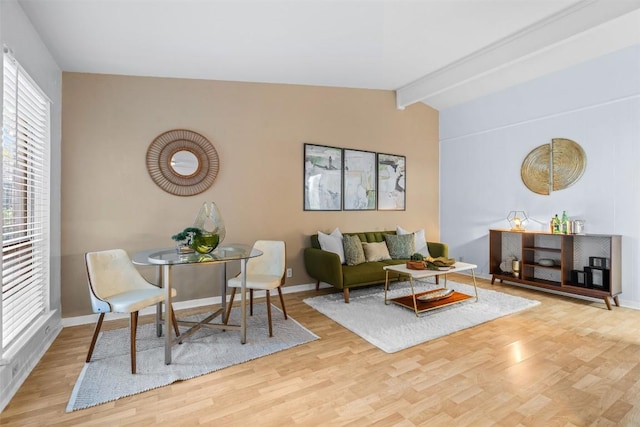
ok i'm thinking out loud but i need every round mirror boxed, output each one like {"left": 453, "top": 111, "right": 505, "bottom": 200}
{"left": 146, "top": 129, "right": 220, "bottom": 196}
{"left": 170, "top": 150, "right": 199, "bottom": 177}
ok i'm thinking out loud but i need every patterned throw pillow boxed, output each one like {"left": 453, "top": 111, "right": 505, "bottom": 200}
{"left": 383, "top": 233, "right": 415, "bottom": 259}
{"left": 397, "top": 226, "right": 431, "bottom": 257}
{"left": 362, "top": 241, "right": 392, "bottom": 262}
{"left": 343, "top": 234, "right": 366, "bottom": 266}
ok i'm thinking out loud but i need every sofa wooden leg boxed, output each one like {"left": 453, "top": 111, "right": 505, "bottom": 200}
{"left": 343, "top": 288, "right": 349, "bottom": 303}
{"left": 315, "top": 280, "right": 320, "bottom": 291}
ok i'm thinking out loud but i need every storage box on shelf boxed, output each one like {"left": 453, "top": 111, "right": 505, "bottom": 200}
{"left": 489, "top": 229, "right": 621, "bottom": 309}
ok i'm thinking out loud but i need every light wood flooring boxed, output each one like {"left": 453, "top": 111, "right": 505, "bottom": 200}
{"left": 2, "top": 274, "right": 640, "bottom": 426}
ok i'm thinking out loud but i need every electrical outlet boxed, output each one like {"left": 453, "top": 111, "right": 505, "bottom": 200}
{"left": 286, "top": 268, "right": 292, "bottom": 278}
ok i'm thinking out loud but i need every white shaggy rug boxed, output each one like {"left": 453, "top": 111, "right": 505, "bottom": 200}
{"left": 303, "top": 281, "right": 539, "bottom": 353}
{"left": 66, "top": 305, "right": 318, "bottom": 412}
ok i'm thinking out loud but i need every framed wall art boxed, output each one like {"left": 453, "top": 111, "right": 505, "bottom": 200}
{"left": 377, "top": 153, "right": 406, "bottom": 210}
{"left": 303, "top": 143, "right": 342, "bottom": 211}
{"left": 343, "top": 148, "right": 376, "bottom": 210}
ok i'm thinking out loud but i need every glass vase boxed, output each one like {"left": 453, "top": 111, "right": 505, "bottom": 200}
{"left": 193, "top": 202, "right": 226, "bottom": 250}
{"left": 190, "top": 232, "right": 220, "bottom": 254}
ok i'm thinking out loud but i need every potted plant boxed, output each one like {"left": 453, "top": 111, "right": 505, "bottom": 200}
{"left": 406, "top": 252, "right": 426, "bottom": 270}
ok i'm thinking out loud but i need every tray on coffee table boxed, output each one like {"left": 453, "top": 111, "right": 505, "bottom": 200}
{"left": 390, "top": 288, "right": 473, "bottom": 313}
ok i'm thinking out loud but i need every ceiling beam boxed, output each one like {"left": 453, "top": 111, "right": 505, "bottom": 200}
{"left": 395, "top": 0, "right": 640, "bottom": 110}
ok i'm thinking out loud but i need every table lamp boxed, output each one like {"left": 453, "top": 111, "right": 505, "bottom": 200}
{"left": 507, "top": 210, "right": 528, "bottom": 231}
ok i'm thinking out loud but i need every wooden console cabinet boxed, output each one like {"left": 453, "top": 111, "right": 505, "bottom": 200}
{"left": 489, "top": 229, "right": 621, "bottom": 309}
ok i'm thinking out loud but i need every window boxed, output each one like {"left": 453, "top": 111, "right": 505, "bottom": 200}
{"left": 1, "top": 50, "right": 50, "bottom": 351}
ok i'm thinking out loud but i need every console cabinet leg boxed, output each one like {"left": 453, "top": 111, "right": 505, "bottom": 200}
{"left": 613, "top": 295, "right": 620, "bottom": 307}
{"left": 604, "top": 297, "right": 612, "bottom": 310}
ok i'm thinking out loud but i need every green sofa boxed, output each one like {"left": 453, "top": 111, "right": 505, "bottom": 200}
{"left": 304, "top": 230, "right": 448, "bottom": 303}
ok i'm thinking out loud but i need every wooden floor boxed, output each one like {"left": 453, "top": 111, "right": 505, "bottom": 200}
{"left": 2, "top": 274, "right": 640, "bottom": 426}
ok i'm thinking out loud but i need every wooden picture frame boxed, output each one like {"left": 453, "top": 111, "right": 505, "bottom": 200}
{"left": 303, "top": 143, "right": 342, "bottom": 211}
{"left": 343, "top": 148, "right": 376, "bottom": 210}
{"left": 377, "top": 152, "right": 406, "bottom": 210}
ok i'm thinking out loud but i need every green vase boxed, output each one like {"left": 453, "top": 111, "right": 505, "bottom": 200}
{"left": 190, "top": 233, "right": 219, "bottom": 254}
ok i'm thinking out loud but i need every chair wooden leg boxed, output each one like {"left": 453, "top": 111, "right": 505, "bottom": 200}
{"left": 155, "top": 302, "right": 162, "bottom": 337}
{"left": 86, "top": 313, "right": 105, "bottom": 363}
{"left": 250, "top": 289, "right": 254, "bottom": 316}
{"left": 266, "top": 290, "right": 273, "bottom": 337}
{"left": 277, "top": 287, "right": 288, "bottom": 320}
{"left": 171, "top": 304, "right": 180, "bottom": 337}
{"left": 130, "top": 311, "right": 138, "bottom": 374}
{"left": 224, "top": 288, "right": 237, "bottom": 324}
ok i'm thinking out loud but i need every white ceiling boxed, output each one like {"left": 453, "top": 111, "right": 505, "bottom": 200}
{"left": 17, "top": 0, "right": 640, "bottom": 110}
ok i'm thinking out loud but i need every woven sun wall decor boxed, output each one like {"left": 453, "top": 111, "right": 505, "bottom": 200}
{"left": 521, "top": 138, "right": 586, "bottom": 195}
{"left": 146, "top": 129, "right": 220, "bottom": 196}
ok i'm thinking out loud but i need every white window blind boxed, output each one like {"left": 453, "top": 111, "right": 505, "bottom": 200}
{"left": 1, "top": 50, "right": 50, "bottom": 350}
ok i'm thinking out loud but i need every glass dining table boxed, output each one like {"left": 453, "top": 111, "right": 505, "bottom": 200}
{"left": 132, "top": 244, "right": 262, "bottom": 365}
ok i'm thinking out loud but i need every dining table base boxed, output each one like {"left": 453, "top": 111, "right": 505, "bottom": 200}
{"left": 174, "top": 307, "right": 241, "bottom": 344}
{"left": 133, "top": 244, "right": 260, "bottom": 365}
{"left": 160, "top": 261, "right": 248, "bottom": 364}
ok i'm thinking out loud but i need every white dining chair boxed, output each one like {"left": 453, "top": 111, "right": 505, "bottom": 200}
{"left": 224, "top": 240, "right": 287, "bottom": 337}
{"left": 85, "top": 249, "right": 180, "bottom": 374}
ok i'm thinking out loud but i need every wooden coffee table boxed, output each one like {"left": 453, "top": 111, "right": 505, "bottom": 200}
{"left": 383, "top": 262, "right": 479, "bottom": 316}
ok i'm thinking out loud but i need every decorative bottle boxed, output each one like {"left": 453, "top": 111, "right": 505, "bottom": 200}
{"left": 561, "top": 211, "right": 569, "bottom": 234}
{"left": 552, "top": 214, "right": 560, "bottom": 234}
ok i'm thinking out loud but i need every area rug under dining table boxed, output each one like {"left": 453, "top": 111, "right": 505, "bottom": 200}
{"left": 66, "top": 305, "right": 318, "bottom": 412}
{"left": 303, "top": 280, "right": 540, "bottom": 353}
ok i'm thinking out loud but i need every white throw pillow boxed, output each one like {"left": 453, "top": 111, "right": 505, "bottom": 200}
{"left": 318, "top": 228, "right": 345, "bottom": 264}
{"left": 396, "top": 226, "right": 431, "bottom": 257}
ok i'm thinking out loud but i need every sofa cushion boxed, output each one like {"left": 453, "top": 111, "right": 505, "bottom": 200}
{"left": 397, "top": 226, "right": 431, "bottom": 257}
{"left": 362, "top": 241, "right": 391, "bottom": 262}
{"left": 311, "top": 230, "right": 397, "bottom": 248}
{"left": 342, "top": 262, "right": 388, "bottom": 286}
{"left": 383, "top": 233, "right": 415, "bottom": 259}
{"left": 318, "top": 228, "right": 345, "bottom": 264}
{"left": 343, "top": 234, "right": 366, "bottom": 266}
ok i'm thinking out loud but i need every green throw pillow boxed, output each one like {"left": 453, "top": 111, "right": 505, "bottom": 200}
{"left": 343, "top": 234, "right": 366, "bottom": 266}
{"left": 383, "top": 233, "right": 415, "bottom": 259}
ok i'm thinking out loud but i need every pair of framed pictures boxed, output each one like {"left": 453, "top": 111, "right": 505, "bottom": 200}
{"left": 303, "top": 143, "right": 406, "bottom": 211}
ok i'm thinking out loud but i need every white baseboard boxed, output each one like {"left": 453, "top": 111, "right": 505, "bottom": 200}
{"left": 61, "top": 282, "right": 329, "bottom": 328}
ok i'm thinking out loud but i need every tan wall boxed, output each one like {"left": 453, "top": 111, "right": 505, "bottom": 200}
{"left": 62, "top": 73, "right": 439, "bottom": 317}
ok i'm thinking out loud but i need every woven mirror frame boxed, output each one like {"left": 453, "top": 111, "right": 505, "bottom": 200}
{"left": 146, "top": 129, "right": 220, "bottom": 196}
